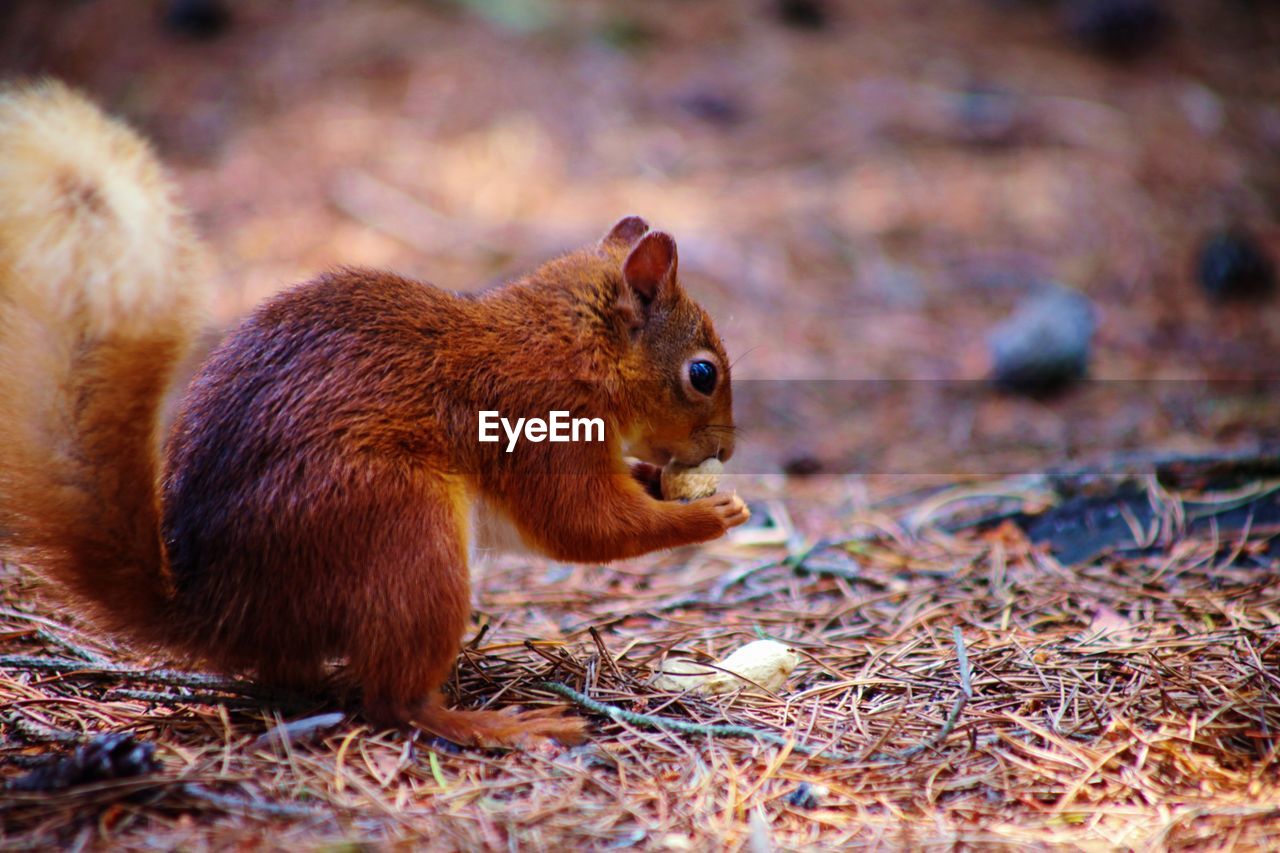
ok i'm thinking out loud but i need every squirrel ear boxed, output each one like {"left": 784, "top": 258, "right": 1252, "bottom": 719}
{"left": 601, "top": 215, "right": 650, "bottom": 249}
{"left": 623, "top": 231, "right": 678, "bottom": 303}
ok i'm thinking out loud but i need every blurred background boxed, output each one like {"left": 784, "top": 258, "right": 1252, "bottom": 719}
{"left": 3, "top": 0, "right": 1278, "bottom": 509}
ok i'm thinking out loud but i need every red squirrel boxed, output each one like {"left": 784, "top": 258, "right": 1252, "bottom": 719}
{"left": 0, "top": 82, "right": 749, "bottom": 746}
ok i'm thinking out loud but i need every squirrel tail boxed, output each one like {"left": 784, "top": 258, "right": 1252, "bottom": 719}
{"left": 0, "top": 81, "right": 205, "bottom": 645}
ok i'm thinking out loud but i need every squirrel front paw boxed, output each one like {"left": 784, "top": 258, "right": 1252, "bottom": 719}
{"left": 694, "top": 492, "right": 751, "bottom": 531}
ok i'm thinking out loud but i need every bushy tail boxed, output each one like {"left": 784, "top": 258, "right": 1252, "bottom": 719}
{"left": 0, "top": 81, "right": 205, "bottom": 644}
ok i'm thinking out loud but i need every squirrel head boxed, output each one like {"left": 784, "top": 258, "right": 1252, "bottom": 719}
{"left": 600, "top": 217, "right": 735, "bottom": 468}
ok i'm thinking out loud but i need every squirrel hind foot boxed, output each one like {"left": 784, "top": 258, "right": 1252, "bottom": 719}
{"left": 411, "top": 703, "right": 587, "bottom": 749}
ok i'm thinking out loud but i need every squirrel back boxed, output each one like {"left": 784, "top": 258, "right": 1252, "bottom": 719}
{"left": 0, "top": 81, "right": 204, "bottom": 645}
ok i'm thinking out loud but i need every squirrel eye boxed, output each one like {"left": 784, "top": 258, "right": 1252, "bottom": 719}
{"left": 688, "top": 360, "right": 717, "bottom": 396}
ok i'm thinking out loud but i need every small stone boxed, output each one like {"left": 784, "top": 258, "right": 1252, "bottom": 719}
{"left": 1180, "top": 84, "right": 1225, "bottom": 137}
{"left": 988, "top": 285, "right": 1095, "bottom": 394}
{"left": 1064, "top": 0, "right": 1169, "bottom": 60}
{"left": 951, "top": 87, "right": 1022, "bottom": 147}
{"left": 786, "top": 782, "right": 826, "bottom": 809}
{"left": 774, "top": 0, "right": 830, "bottom": 30}
{"left": 783, "top": 454, "right": 824, "bottom": 477}
{"left": 677, "top": 91, "right": 746, "bottom": 127}
{"left": 1195, "top": 228, "right": 1276, "bottom": 301}
{"left": 164, "top": 0, "right": 232, "bottom": 39}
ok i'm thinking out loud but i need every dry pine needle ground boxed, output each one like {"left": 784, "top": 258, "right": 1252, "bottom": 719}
{"left": 1, "top": 1, "right": 1278, "bottom": 849}
{"left": 2, "top": 477, "right": 1279, "bottom": 850}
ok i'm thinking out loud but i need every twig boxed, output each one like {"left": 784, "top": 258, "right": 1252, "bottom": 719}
{"left": 539, "top": 680, "right": 863, "bottom": 763}
{"left": 251, "top": 712, "right": 349, "bottom": 750}
{"left": 1045, "top": 446, "right": 1280, "bottom": 495}
{"left": 33, "top": 629, "right": 109, "bottom": 664}
{"left": 0, "top": 655, "right": 275, "bottom": 698}
{"left": 887, "top": 628, "right": 972, "bottom": 760}
{"left": 106, "top": 689, "right": 264, "bottom": 707}
{"left": 955, "top": 626, "right": 974, "bottom": 698}
{"left": 6, "top": 714, "right": 81, "bottom": 744}
{"left": 180, "top": 783, "right": 332, "bottom": 819}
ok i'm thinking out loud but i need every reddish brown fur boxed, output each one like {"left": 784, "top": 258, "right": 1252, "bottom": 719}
{"left": 1, "top": 85, "right": 747, "bottom": 747}
{"left": 161, "top": 228, "right": 746, "bottom": 740}
{"left": 0, "top": 81, "right": 199, "bottom": 644}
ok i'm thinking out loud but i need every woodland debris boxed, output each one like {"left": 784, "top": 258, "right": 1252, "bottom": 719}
{"left": 7, "top": 733, "right": 160, "bottom": 792}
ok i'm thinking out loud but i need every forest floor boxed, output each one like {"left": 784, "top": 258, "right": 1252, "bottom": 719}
{"left": 2, "top": 0, "right": 1279, "bottom": 848}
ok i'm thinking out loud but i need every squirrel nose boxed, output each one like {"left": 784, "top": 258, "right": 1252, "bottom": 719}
{"left": 716, "top": 440, "right": 734, "bottom": 463}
